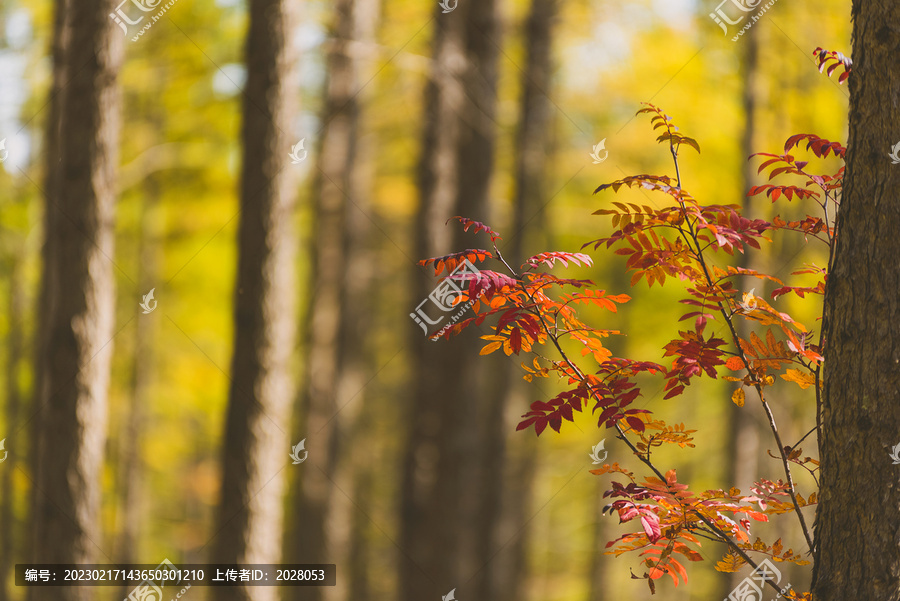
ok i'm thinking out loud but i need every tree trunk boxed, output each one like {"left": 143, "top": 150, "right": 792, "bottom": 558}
{"left": 813, "top": 2, "right": 900, "bottom": 599}
{"left": 401, "top": 1, "right": 500, "bottom": 599}
{"left": 480, "top": 1, "right": 557, "bottom": 599}
{"left": 114, "top": 168, "right": 161, "bottom": 598}
{"left": 26, "top": 0, "right": 69, "bottom": 572}
{"left": 211, "top": 1, "right": 298, "bottom": 600}
{"left": 1, "top": 260, "right": 24, "bottom": 601}
{"left": 29, "top": 2, "right": 121, "bottom": 601}
{"left": 723, "top": 22, "right": 765, "bottom": 599}
{"left": 287, "top": 0, "right": 379, "bottom": 599}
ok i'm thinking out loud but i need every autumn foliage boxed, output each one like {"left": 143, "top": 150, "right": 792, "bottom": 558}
{"left": 417, "top": 54, "right": 849, "bottom": 597}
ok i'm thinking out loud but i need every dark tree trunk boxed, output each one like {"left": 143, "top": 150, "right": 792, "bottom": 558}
{"left": 813, "top": 2, "right": 900, "bottom": 599}
{"left": 401, "top": 1, "right": 500, "bottom": 599}
{"left": 211, "top": 1, "right": 298, "bottom": 600}
{"left": 29, "top": 2, "right": 122, "bottom": 601}
{"left": 287, "top": 0, "right": 378, "bottom": 599}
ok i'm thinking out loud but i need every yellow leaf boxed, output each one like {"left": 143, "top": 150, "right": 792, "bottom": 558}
{"left": 480, "top": 341, "right": 503, "bottom": 355}
{"left": 732, "top": 388, "right": 745, "bottom": 407}
{"left": 772, "top": 538, "right": 783, "bottom": 557}
{"left": 714, "top": 551, "right": 746, "bottom": 573}
{"left": 781, "top": 368, "right": 816, "bottom": 390}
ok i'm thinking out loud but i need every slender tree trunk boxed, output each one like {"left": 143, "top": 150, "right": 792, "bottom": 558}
{"left": 287, "top": 0, "right": 379, "bottom": 599}
{"left": 813, "top": 2, "right": 900, "bottom": 599}
{"left": 29, "top": 2, "right": 121, "bottom": 601}
{"left": 401, "top": 0, "right": 500, "bottom": 599}
{"left": 1, "top": 261, "right": 24, "bottom": 601}
{"left": 724, "top": 22, "right": 765, "bottom": 598}
{"left": 114, "top": 170, "right": 160, "bottom": 599}
{"left": 319, "top": 0, "right": 381, "bottom": 586}
{"left": 211, "top": 1, "right": 298, "bottom": 600}
{"left": 26, "top": 0, "right": 69, "bottom": 572}
{"left": 480, "top": 1, "right": 557, "bottom": 600}
{"left": 587, "top": 483, "right": 613, "bottom": 601}
{"left": 346, "top": 469, "right": 374, "bottom": 601}
{"left": 730, "top": 17, "right": 763, "bottom": 493}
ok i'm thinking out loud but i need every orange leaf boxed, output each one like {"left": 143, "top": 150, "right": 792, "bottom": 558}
{"left": 725, "top": 356, "right": 746, "bottom": 371}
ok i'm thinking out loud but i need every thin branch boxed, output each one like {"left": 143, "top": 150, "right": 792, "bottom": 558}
{"left": 664, "top": 130, "right": 816, "bottom": 554}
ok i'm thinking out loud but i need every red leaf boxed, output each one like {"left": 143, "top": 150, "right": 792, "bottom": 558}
{"left": 447, "top": 216, "right": 502, "bottom": 242}
{"left": 626, "top": 416, "right": 645, "bottom": 432}
{"left": 640, "top": 514, "right": 662, "bottom": 543}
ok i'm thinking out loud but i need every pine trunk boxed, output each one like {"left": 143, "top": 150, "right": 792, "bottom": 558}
{"left": 29, "top": 2, "right": 122, "bottom": 601}
{"left": 211, "top": 2, "right": 298, "bottom": 600}
{"left": 813, "top": 1, "right": 900, "bottom": 599}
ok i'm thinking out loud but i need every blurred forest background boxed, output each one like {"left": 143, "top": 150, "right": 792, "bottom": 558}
{"left": 0, "top": 0, "right": 849, "bottom": 599}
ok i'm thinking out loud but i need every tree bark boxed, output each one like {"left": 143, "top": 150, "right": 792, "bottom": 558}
{"left": 29, "top": 2, "right": 122, "bottom": 601}
{"left": 211, "top": 1, "right": 299, "bottom": 600}
{"left": 401, "top": 1, "right": 500, "bottom": 599}
{"left": 813, "top": 2, "right": 900, "bottom": 599}
{"left": 287, "top": 0, "right": 379, "bottom": 599}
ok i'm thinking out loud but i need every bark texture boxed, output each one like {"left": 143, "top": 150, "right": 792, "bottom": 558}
{"left": 813, "top": 2, "right": 900, "bottom": 599}
{"left": 211, "top": 1, "right": 298, "bottom": 600}
{"left": 29, "top": 2, "right": 122, "bottom": 601}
